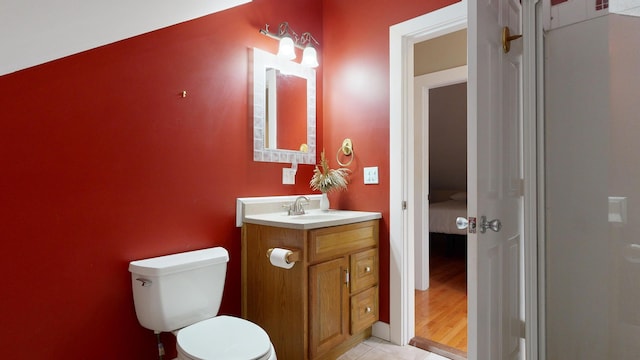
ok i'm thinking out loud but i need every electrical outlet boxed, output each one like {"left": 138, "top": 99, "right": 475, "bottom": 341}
{"left": 283, "top": 168, "right": 296, "bottom": 185}
{"left": 364, "top": 166, "right": 379, "bottom": 184}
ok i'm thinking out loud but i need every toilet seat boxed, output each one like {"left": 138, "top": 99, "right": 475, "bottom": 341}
{"left": 176, "top": 315, "right": 273, "bottom": 360}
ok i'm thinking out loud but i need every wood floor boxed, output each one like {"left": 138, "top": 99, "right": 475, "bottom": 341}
{"left": 413, "top": 234, "right": 467, "bottom": 358}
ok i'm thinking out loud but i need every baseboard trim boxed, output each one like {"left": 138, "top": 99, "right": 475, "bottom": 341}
{"left": 371, "top": 321, "right": 390, "bottom": 341}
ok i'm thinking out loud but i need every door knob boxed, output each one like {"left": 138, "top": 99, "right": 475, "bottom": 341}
{"left": 456, "top": 217, "right": 469, "bottom": 230}
{"left": 480, "top": 216, "right": 502, "bottom": 233}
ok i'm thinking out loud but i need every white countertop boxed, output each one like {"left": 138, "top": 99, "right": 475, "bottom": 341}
{"left": 243, "top": 209, "right": 382, "bottom": 230}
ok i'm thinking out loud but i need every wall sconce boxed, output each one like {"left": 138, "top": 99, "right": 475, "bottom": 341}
{"left": 260, "top": 22, "right": 319, "bottom": 68}
{"left": 300, "top": 32, "right": 319, "bottom": 68}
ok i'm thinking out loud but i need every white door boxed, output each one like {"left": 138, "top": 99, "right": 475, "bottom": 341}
{"left": 467, "top": 0, "right": 524, "bottom": 359}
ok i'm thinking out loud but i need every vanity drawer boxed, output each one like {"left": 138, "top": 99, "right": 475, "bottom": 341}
{"left": 308, "top": 220, "right": 378, "bottom": 263}
{"left": 350, "top": 286, "right": 378, "bottom": 334}
{"left": 350, "top": 248, "right": 378, "bottom": 294}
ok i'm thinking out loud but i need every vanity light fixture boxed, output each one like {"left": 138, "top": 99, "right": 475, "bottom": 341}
{"left": 260, "top": 22, "right": 298, "bottom": 60}
{"left": 259, "top": 22, "right": 319, "bottom": 67}
{"left": 276, "top": 23, "right": 296, "bottom": 60}
{"left": 300, "top": 32, "right": 319, "bottom": 68}
{"left": 278, "top": 36, "right": 297, "bottom": 60}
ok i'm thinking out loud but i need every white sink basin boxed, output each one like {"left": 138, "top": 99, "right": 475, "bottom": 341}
{"left": 243, "top": 209, "right": 382, "bottom": 229}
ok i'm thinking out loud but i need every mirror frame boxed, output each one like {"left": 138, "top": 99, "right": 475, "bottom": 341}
{"left": 253, "top": 47, "right": 316, "bottom": 164}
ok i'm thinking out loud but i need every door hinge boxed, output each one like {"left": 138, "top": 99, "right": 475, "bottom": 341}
{"left": 510, "top": 178, "right": 525, "bottom": 197}
{"left": 402, "top": 201, "right": 407, "bottom": 210}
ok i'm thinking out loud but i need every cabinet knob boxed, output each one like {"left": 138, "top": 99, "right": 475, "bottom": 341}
{"left": 365, "top": 306, "right": 372, "bottom": 314}
{"left": 364, "top": 266, "right": 371, "bottom": 273}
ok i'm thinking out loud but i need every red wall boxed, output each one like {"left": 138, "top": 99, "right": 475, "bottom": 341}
{"left": 0, "top": 0, "right": 457, "bottom": 358}
{"left": 276, "top": 73, "right": 308, "bottom": 150}
{"left": 321, "top": 0, "right": 458, "bottom": 323}
{"left": 0, "top": 1, "right": 320, "bottom": 358}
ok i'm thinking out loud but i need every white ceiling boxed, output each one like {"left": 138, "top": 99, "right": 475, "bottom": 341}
{"left": 0, "top": 0, "right": 251, "bottom": 75}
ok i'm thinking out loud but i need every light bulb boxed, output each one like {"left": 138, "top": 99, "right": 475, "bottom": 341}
{"left": 277, "top": 37, "right": 296, "bottom": 60}
{"left": 301, "top": 46, "right": 319, "bottom": 68}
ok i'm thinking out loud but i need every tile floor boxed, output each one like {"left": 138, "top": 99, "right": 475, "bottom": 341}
{"left": 337, "top": 337, "right": 451, "bottom": 360}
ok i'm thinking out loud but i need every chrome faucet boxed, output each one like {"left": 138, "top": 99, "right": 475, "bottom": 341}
{"left": 288, "top": 196, "right": 309, "bottom": 215}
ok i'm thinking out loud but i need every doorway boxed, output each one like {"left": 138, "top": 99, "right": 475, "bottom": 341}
{"left": 412, "top": 63, "right": 468, "bottom": 359}
{"left": 388, "top": 1, "right": 468, "bottom": 348}
{"left": 389, "top": 1, "right": 541, "bottom": 359}
{"left": 411, "top": 79, "right": 467, "bottom": 359}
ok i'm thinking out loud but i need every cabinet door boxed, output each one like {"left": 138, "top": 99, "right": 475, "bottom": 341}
{"left": 309, "top": 257, "right": 349, "bottom": 359}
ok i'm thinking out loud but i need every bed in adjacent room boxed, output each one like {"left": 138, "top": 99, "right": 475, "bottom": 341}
{"left": 429, "top": 190, "right": 467, "bottom": 236}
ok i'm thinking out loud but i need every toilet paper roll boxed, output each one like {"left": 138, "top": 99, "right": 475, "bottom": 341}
{"left": 269, "top": 248, "right": 295, "bottom": 269}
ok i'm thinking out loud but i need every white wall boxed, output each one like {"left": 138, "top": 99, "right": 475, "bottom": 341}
{"left": 545, "top": 13, "right": 640, "bottom": 359}
{"left": 0, "top": 0, "right": 250, "bottom": 75}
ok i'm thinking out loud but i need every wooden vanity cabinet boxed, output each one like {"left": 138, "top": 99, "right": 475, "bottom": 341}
{"left": 242, "top": 220, "right": 379, "bottom": 360}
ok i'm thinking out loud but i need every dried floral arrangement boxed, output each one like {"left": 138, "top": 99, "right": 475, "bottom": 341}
{"left": 310, "top": 150, "right": 350, "bottom": 193}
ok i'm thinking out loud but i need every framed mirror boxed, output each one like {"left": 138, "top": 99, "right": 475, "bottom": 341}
{"left": 253, "top": 47, "right": 316, "bottom": 164}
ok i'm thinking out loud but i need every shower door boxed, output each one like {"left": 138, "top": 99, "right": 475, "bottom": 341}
{"left": 544, "top": 3, "right": 640, "bottom": 359}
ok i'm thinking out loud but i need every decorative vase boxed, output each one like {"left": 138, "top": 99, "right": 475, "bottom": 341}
{"left": 320, "top": 192, "right": 330, "bottom": 211}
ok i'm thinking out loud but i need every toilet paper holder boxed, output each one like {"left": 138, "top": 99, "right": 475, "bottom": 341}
{"left": 266, "top": 248, "right": 301, "bottom": 264}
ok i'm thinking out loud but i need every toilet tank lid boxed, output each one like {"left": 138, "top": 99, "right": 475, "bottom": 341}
{"left": 128, "top": 247, "right": 229, "bottom": 277}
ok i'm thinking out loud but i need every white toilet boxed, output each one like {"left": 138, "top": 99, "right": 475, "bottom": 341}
{"left": 129, "top": 247, "right": 276, "bottom": 360}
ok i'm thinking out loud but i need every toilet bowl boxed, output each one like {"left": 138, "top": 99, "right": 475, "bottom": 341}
{"left": 128, "top": 247, "right": 276, "bottom": 360}
{"left": 176, "top": 316, "right": 276, "bottom": 360}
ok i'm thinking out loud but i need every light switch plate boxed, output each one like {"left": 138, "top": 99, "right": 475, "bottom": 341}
{"left": 283, "top": 168, "right": 296, "bottom": 185}
{"left": 364, "top": 166, "right": 379, "bottom": 184}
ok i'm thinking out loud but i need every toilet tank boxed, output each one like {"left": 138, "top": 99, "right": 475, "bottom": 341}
{"left": 128, "top": 247, "right": 229, "bottom": 332}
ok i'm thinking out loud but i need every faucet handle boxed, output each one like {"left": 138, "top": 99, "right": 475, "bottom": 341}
{"left": 282, "top": 202, "right": 294, "bottom": 215}
{"left": 290, "top": 196, "right": 310, "bottom": 215}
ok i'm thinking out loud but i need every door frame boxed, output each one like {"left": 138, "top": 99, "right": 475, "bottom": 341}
{"left": 523, "top": 1, "right": 544, "bottom": 359}
{"left": 389, "top": 0, "right": 467, "bottom": 346}
{"left": 388, "top": 1, "right": 541, "bottom": 358}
